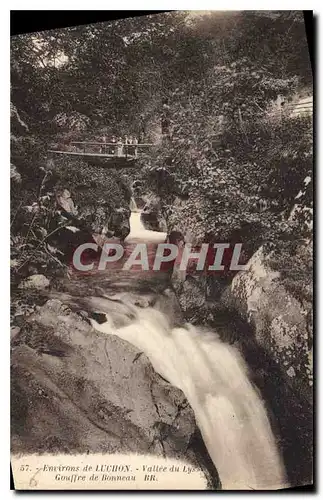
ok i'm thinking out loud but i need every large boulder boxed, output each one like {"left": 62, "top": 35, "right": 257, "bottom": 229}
{"left": 55, "top": 188, "right": 77, "bottom": 216}
{"left": 141, "top": 197, "right": 167, "bottom": 232}
{"left": 222, "top": 246, "right": 313, "bottom": 485}
{"left": 225, "top": 247, "right": 313, "bottom": 403}
{"left": 108, "top": 206, "right": 131, "bottom": 240}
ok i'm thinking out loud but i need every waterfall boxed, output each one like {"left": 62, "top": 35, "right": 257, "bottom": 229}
{"left": 130, "top": 196, "right": 138, "bottom": 212}
{"left": 125, "top": 211, "right": 167, "bottom": 243}
{"left": 87, "top": 209, "right": 288, "bottom": 490}
{"left": 91, "top": 307, "right": 288, "bottom": 490}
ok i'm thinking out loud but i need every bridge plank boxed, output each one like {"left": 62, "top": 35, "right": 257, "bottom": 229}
{"left": 47, "top": 150, "right": 136, "bottom": 160}
{"left": 70, "top": 141, "right": 154, "bottom": 147}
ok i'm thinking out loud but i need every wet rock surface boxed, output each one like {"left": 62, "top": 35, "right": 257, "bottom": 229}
{"left": 141, "top": 197, "right": 167, "bottom": 232}
{"left": 227, "top": 247, "right": 313, "bottom": 404}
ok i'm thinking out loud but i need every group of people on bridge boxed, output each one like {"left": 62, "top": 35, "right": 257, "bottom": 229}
{"left": 100, "top": 134, "right": 140, "bottom": 157}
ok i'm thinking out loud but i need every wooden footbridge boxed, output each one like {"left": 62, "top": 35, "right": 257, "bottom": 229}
{"left": 48, "top": 141, "right": 155, "bottom": 168}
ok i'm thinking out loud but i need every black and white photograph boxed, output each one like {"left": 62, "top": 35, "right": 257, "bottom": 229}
{"left": 10, "top": 10, "right": 313, "bottom": 490}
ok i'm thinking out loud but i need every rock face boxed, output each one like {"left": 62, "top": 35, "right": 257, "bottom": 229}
{"left": 172, "top": 273, "right": 208, "bottom": 324}
{"left": 11, "top": 298, "right": 218, "bottom": 488}
{"left": 55, "top": 187, "right": 131, "bottom": 241}
{"left": 45, "top": 186, "right": 131, "bottom": 265}
{"left": 52, "top": 159, "right": 132, "bottom": 241}
{"left": 221, "top": 246, "right": 313, "bottom": 485}
{"left": 108, "top": 206, "right": 131, "bottom": 240}
{"left": 141, "top": 197, "right": 167, "bottom": 232}
{"left": 227, "top": 247, "right": 313, "bottom": 404}
{"left": 55, "top": 188, "right": 78, "bottom": 216}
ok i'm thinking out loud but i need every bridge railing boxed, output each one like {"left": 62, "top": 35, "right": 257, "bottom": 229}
{"left": 70, "top": 141, "right": 155, "bottom": 157}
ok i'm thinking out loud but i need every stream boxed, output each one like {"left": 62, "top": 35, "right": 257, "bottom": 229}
{"left": 59, "top": 211, "right": 288, "bottom": 490}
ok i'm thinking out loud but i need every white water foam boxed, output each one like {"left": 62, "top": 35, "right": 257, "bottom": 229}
{"left": 90, "top": 212, "right": 288, "bottom": 490}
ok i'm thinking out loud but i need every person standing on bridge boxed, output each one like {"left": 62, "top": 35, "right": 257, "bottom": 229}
{"left": 116, "top": 137, "right": 123, "bottom": 157}
{"left": 110, "top": 135, "right": 116, "bottom": 155}
{"left": 133, "top": 135, "right": 138, "bottom": 158}
{"left": 128, "top": 135, "right": 133, "bottom": 156}
{"left": 100, "top": 134, "right": 106, "bottom": 154}
{"left": 124, "top": 135, "right": 130, "bottom": 156}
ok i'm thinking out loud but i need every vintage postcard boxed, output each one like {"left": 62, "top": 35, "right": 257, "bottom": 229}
{"left": 10, "top": 10, "right": 313, "bottom": 490}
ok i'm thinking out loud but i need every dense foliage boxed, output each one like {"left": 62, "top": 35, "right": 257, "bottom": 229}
{"left": 11, "top": 11, "right": 313, "bottom": 301}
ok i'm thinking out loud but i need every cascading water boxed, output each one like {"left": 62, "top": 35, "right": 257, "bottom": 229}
{"left": 126, "top": 211, "right": 167, "bottom": 243}
{"left": 92, "top": 308, "right": 288, "bottom": 490}
{"left": 129, "top": 196, "right": 139, "bottom": 212}
{"left": 86, "top": 211, "right": 288, "bottom": 490}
